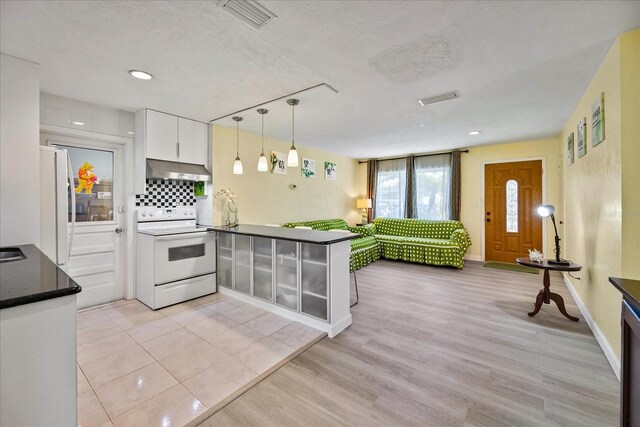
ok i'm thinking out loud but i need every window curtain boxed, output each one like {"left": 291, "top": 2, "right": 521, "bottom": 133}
{"left": 450, "top": 150, "right": 462, "bottom": 220}
{"left": 405, "top": 155, "right": 415, "bottom": 218}
{"left": 413, "top": 153, "right": 452, "bottom": 220}
{"left": 366, "top": 159, "right": 377, "bottom": 222}
{"left": 374, "top": 158, "right": 407, "bottom": 219}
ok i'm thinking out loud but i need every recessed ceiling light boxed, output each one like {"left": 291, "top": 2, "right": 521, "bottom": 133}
{"left": 418, "top": 124, "right": 425, "bottom": 128}
{"left": 71, "top": 121, "right": 85, "bottom": 126}
{"left": 468, "top": 131, "right": 481, "bottom": 135}
{"left": 127, "top": 131, "right": 134, "bottom": 135}
{"left": 129, "top": 70, "right": 154, "bottom": 80}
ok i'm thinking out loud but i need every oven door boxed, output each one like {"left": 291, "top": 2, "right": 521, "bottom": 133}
{"left": 153, "top": 232, "right": 216, "bottom": 285}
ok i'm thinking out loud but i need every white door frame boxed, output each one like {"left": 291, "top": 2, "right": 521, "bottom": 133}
{"left": 481, "top": 156, "right": 547, "bottom": 262}
{"left": 40, "top": 124, "right": 135, "bottom": 300}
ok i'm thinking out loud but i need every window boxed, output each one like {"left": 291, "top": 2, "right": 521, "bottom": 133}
{"left": 506, "top": 179, "right": 518, "bottom": 232}
{"left": 414, "top": 154, "right": 451, "bottom": 220}
{"left": 53, "top": 144, "right": 114, "bottom": 222}
{"left": 374, "top": 158, "right": 406, "bottom": 218}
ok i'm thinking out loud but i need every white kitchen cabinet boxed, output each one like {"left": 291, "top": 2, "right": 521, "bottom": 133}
{"left": 134, "top": 109, "right": 210, "bottom": 193}
{"left": 213, "top": 228, "right": 353, "bottom": 337}
{"left": 146, "top": 109, "right": 178, "bottom": 161}
{"left": 178, "top": 117, "right": 208, "bottom": 165}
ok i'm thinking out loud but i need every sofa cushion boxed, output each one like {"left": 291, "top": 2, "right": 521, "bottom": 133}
{"left": 283, "top": 219, "right": 349, "bottom": 231}
{"left": 373, "top": 218, "right": 464, "bottom": 239}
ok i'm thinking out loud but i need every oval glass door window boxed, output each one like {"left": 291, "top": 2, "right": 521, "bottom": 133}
{"left": 506, "top": 179, "right": 518, "bottom": 232}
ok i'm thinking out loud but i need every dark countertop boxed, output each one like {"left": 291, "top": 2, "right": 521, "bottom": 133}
{"left": 207, "top": 224, "right": 359, "bottom": 245}
{"left": 609, "top": 277, "right": 640, "bottom": 309}
{"left": 0, "top": 244, "right": 81, "bottom": 310}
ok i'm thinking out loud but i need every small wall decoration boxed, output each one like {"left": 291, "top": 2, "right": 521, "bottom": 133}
{"left": 567, "top": 132, "right": 575, "bottom": 166}
{"left": 324, "top": 161, "right": 336, "bottom": 181}
{"left": 301, "top": 158, "right": 316, "bottom": 178}
{"left": 75, "top": 161, "right": 100, "bottom": 194}
{"left": 270, "top": 151, "right": 287, "bottom": 175}
{"left": 591, "top": 92, "right": 605, "bottom": 147}
{"left": 577, "top": 118, "right": 587, "bottom": 158}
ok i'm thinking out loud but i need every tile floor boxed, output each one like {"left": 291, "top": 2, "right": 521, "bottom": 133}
{"left": 76, "top": 293, "right": 325, "bottom": 427}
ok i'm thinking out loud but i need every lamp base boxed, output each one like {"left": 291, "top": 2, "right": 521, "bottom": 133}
{"left": 548, "top": 258, "right": 571, "bottom": 266}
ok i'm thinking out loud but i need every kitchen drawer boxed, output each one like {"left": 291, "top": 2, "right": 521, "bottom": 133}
{"left": 154, "top": 273, "right": 216, "bottom": 309}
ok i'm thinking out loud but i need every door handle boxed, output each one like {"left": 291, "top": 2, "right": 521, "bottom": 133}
{"left": 115, "top": 227, "right": 123, "bottom": 233}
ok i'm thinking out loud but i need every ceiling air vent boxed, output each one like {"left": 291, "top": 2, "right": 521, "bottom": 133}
{"left": 218, "top": 0, "right": 277, "bottom": 30}
{"left": 417, "top": 92, "right": 458, "bottom": 106}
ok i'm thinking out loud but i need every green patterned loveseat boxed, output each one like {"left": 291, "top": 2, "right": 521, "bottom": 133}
{"left": 370, "top": 218, "right": 471, "bottom": 269}
{"left": 282, "top": 219, "right": 380, "bottom": 272}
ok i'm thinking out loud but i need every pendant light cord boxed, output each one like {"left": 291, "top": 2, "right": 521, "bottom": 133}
{"left": 236, "top": 120, "right": 240, "bottom": 157}
{"left": 291, "top": 103, "right": 295, "bottom": 148}
{"left": 261, "top": 114, "right": 265, "bottom": 153}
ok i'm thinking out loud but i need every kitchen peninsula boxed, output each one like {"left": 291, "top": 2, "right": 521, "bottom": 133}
{"left": 208, "top": 225, "right": 358, "bottom": 337}
{"left": 0, "top": 245, "right": 81, "bottom": 427}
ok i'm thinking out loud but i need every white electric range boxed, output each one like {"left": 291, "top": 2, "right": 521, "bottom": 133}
{"left": 136, "top": 207, "right": 216, "bottom": 309}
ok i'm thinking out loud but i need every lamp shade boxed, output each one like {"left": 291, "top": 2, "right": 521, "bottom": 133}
{"left": 357, "top": 198, "right": 372, "bottom": 209}
{"left": 257, "top": 153, "right": 268, "bottom": 172}
{"left": 287, "top": 145, "right": 299, "bottom": 167}
{"left": 536, "top": 204, "right": 555, "bottom": 217}
{"left": 233, "top": 157, "right": 243, "bottom": 175}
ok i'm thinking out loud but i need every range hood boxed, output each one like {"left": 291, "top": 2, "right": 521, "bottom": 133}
{"left": 146, "top": 159, "right": 211, "bottom": 182}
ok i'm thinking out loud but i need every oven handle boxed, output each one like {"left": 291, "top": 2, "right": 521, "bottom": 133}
{"left": 153, "top": 232, "right": 215, "bottom": 241}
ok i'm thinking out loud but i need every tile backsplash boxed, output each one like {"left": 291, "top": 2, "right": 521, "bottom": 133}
{"left": 135, "top": 179, "right": 196, "bottom": 208}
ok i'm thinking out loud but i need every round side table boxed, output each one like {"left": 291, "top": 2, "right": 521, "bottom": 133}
{"left": 516, "top": 258, "right": 582, "bottom": 321}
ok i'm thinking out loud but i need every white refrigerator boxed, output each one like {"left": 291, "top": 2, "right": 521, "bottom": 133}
{"left": 39, "top": 146, "right": 76, "bottom": 267}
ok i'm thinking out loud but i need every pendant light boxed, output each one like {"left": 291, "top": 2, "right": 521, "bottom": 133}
{"left": 286, "top": 98, "right": 299, "bottom": 167}
{"left": 232, "top": 116, "right": 244, "bottom": 175}
{"left": 257, "top": 108, "right": 269, "bottom": 172}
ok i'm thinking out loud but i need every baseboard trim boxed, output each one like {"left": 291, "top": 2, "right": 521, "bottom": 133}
{"left": 464, "top": 254, "right": 483, "bottom": 262}
{"left": 562, "top": 273, "right": 621, "bottom": 380}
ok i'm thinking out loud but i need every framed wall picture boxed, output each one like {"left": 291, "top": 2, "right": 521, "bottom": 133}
{"left": 577, "top": 118, "right": 587, "bottom": 158}
{"left": 301, "top": 158, "right": 316, "bottom": 178}
{"left": 591, "top": 92, "right": 605, "bottom": 147}
{"left": 567, "top": 132, "right": 575, "bottom": 166}
{"left": 270, "top": 151, "right": 287, "bottom": 175}
{"left": 324, "top": 161, "right": 336, "bottom": 180}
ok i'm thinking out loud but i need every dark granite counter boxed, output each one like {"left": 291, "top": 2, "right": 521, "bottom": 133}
{"left": 0, "top": 244, "right": 81, "bottom": 310}
{"left": 610, "top": 276, "right": 640, "bottom": 310}
{"left": 207, "top": 224, "right": 359, "bottom": 245}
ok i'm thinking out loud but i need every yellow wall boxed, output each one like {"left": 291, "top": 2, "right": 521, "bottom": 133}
{"left": 211, "top": 124, "right": 363, "bottom": 225}
{"left": 620, "top": 30, "right": 640, "bottom": 281}
{"left": 559, "top": 31, "right": 640, "bottom": 360}
{"left": 460, "top": 138, "right": 562, "bottom": 260}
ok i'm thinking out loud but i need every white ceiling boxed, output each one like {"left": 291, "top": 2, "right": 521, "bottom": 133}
{"left": 1, "top": 1, "right": 639, "bottom": 159}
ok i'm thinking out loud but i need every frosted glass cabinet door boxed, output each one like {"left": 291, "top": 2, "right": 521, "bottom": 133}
{"left": 253, "top": 237, "right": 273, "bottom": 301}
{"left": 275, "top": 240, "right": 298, "bottom": 310}
{"left": 217, "top": 233, "right": 233, "bottom": 288}
{"left": 234, "top": 235, "right": 251, "bottom": 294}
{"left": 301, "top": 243, "right": 328, "bottom": 320}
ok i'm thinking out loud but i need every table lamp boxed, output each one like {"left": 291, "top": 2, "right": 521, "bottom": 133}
{"left": 356, "top": 198, "right": 372, "bottom": 225}
{"left": 536, "top": 204, "right": 570, "bottom": 265}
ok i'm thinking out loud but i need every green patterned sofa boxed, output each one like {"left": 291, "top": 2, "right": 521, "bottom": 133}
{"left": 282, "top": 219, "right": 380, "bottom": 272}
{"left": 371, "top": 218, "right": 471, "bottom": 269}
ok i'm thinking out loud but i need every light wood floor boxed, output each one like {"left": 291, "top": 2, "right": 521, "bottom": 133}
{"left": 199, "top": 260, "right": 620, "bottom": 426}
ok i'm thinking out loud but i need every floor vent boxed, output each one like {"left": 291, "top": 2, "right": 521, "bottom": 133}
{"left": 218, "top": 0, "right": 277, "bottom": 30}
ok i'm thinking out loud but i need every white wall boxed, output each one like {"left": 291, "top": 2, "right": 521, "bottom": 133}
{"left": 0, "top": 54, "right": 40, "bottom": 246}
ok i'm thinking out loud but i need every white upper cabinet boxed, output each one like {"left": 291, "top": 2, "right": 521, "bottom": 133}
{"left": 146, "top": 110, "right": 178, "bottom": 161}
{"left": 134, "top": 109, "right": 210, "bottom": 193}
{"left": 178, "top": 117, "right": 208, "bottom": 165}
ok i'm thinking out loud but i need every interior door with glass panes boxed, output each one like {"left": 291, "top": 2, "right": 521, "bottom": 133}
{"left": 46, "top": 138, "right": 125, "bottom": 309}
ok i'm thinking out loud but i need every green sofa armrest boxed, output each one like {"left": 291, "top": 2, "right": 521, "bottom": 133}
{"left": 450, "top": 228, "right": 472, "bottom": 253}
{"left": 347, "top": 224, "right": 376, "bottom": 237}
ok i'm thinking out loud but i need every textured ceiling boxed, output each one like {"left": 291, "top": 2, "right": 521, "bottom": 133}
{"left": 1, "top": 1, "right": 639, "bottom": 158}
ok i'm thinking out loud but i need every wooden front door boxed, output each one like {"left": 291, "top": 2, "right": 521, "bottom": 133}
{"left": 485, "top": 160, "right": 542, "bottom": 263}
